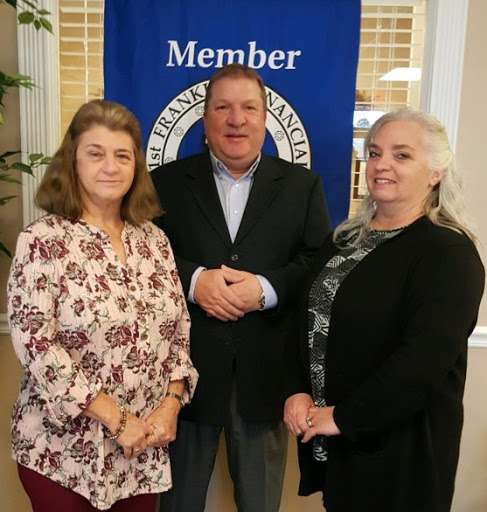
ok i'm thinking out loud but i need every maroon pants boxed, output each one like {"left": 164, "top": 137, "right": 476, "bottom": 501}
{"left": 18, "top": 464, "right": 157, "bottom": 512}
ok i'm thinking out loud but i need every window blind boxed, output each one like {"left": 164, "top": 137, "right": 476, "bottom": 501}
{"left": 58, "top": 0, "right": 104, "bottom": 134}
{"left": 350, "top": 1, "right": 426, "bottom": 213}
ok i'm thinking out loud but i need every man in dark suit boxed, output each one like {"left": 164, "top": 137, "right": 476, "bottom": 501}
{"left": 152, "top": 63, "right": 331, "bottom": 512}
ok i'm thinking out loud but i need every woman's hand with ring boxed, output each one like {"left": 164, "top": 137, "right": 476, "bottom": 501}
{"left": 116, "top": 413, "right": 151, "bottom": 459}
{"left": 301, "top": 406, "right": 341, "bottom": 443}
{"left": 284, "top": 393, "right": 314, "bottom": 436}
{"left": 145, "top": 399, "right": 180, "bottom": 447}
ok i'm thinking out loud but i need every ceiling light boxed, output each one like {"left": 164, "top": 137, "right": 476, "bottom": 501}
{"left": 379, "top": 67, "right": 421, "bottom": 82}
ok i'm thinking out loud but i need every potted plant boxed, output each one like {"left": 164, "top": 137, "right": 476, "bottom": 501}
{"left": 0, "top": 0, "right": 52, "bottom": 257}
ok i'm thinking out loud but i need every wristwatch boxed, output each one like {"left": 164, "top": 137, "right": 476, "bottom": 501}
{"left": 166, "top": 391, "right": 185, "bottom": 409}
{"left": 258, "top": 292, "right": 265, "bottom": 311}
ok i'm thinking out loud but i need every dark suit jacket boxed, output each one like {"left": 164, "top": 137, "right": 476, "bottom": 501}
{"left": 286, "top": 217, "right": 485, "bottom": 512}
{"left": 151, "top": 151, "right": 330, "bottom": 423}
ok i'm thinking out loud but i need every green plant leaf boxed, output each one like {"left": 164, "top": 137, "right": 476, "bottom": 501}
{"left": 0, "top": 151, "right": 22, "bottom": 168}
{"left": 9, "top": 73, "right": 32, "bottom": 81}
{"left": 21, "top": 0, "right": 39, "bottom": 10}
{"left": 0, "top": 241, "right": 13, "bottom": 259}
{"left": 33, "top": 19, "right": 41, "bottom": 31}
{"left": 16, "top": 75, "right": 35, "bottom": 88}
{"left": 0, "top": 175, "right": 22, "bottom": 184}
{"left": 0, "top": 112, "right": 3, "bottom": 125}
{"left": 39, "top": 17, "right": 53, "bottom": 34}
{"left": 0, "top": 150, "right": 22, "bottom": 159}
{"left": 0, "top": 195, "right": 17, "bottom": 206}
{"left": 28, "top": 153, "right": 52, "bottom": 167}
{"left": 18, "top": 11, "right": 35, "bottom": 25}
{"left": 0, "top": 73, "right": 36, "bottom": 89}
{"left": 38, "top": 9, "right": 50, "bottom": 16}
{"left": 11, "top": 162, "right": 34, "bottom": 174}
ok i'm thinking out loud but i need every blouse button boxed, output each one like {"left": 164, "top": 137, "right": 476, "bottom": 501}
{"left": 130, "top": 285, "right": 137, "bottom": 292}
{"left": 141, "top": 333, "right": 148, "bottom": 341}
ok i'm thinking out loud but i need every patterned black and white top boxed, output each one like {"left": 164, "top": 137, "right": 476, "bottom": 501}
{"left": 308, "top": 227, "right": 404, "bottom": 461}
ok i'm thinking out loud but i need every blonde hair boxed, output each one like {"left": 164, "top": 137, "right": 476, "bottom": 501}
{"left": 36, "top": 99, "right": 162, "bottom": 225}
{"left": 334, "top": 108, "right": 476, "bottom": 245}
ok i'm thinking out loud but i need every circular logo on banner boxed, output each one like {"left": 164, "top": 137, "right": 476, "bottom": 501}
{"left": 146, "top": 80, "right": 312, "bottom": 170}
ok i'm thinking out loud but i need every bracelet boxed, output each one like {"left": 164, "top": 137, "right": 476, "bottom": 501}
{"left": 166, "top": 391, "right": 185, "bottom": 409}
{"left": 103, "top": 402, "right": 127, "bottom": 440}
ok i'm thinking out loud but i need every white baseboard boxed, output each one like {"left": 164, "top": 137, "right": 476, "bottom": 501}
{"left": 1, "top": 313, "right": 487, "bottom": 348}
{"left": 1, "top": 314, "right": 8, "bottom": 335}
{"left": 468, "top": 326, "right": 487, "bottom": 348}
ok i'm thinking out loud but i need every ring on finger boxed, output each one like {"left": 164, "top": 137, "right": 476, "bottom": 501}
{"left": 134, "top": 447, "right": 141, "bottom": 453}
{"left": 149, "top": 424, "right": 159, "bottom": 439}
{"left": 306, "top": 417, "right": 313, "bottom": 428}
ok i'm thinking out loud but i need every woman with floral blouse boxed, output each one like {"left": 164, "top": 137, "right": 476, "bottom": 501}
{"left": 6, "top": 99, "right": 198, "bottom": 511}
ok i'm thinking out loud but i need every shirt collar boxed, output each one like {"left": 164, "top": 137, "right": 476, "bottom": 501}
{"left": 209, "top": 151, "right": 261, "bottom": 181}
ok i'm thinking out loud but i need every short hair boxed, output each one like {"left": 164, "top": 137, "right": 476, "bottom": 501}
{"left": 35, "top": 99, "right": 162, "bottom": 225}
{"left": 334, "top": 108, "right": 476, "bottom": 245}
{"left": 204, "top": 63, "right": 267, "bottom": 112}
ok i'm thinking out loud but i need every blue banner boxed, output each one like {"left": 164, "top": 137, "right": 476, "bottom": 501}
{"left": 104, "top": 0, "right": 360, "bottom": 226}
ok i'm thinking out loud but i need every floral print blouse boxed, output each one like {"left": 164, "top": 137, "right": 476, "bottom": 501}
{"left": 7, "top": 214, "right": 198, "bottom": 510}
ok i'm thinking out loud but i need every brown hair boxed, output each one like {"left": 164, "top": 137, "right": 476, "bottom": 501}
{"left": 204, "top": 63, "right": 267, "bottom": 112}
{"left": 35, "top": 99, "right": 162, "bottom": 225}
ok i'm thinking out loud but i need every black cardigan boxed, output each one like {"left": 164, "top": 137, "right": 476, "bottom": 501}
{"left": 285, "top": 217, "right": 485, "bottom": 512}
